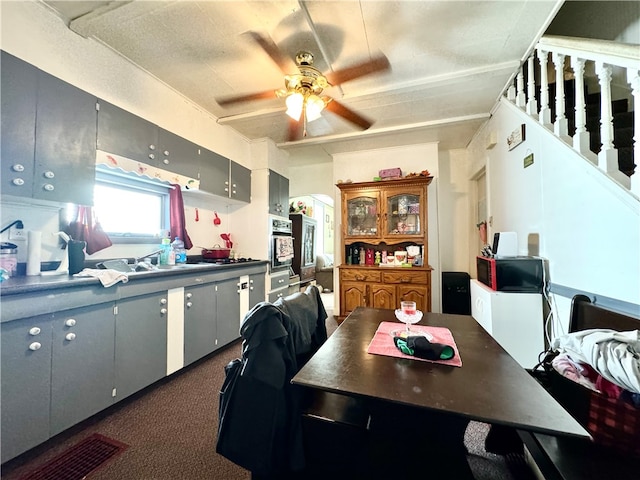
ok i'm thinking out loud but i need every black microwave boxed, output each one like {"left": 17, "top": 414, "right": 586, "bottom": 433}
{"left": 476, "top": 256, "right": 544, "bottom": 293}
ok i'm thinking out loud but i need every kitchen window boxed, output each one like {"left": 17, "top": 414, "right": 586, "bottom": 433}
{"left": 85, "top": 166, "right": 170, "bottom": 243}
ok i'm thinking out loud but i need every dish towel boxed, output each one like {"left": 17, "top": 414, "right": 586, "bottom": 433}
{"left": 74, "top": 268, "right": 129, "bottom": 287}
{"left": 169, "top": 184, "right": 193, "bottom": 250}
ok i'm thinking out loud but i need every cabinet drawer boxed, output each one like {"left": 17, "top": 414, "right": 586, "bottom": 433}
{"left": 270, "top": 270, "right": 290, "bottom": 291}
{"left": 382, "top": 270, "right": 429, "bottom": 284}
{"left": 341, "top": 269, "right": 381, "bottom": 283}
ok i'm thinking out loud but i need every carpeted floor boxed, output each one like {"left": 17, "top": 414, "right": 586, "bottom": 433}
{"left": 2, "top": 302, "right": 534, "bottom": 480}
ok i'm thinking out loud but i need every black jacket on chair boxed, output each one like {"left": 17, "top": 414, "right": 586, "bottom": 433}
{"left": 216, "top": 286, "right": 327, "bottom": 477}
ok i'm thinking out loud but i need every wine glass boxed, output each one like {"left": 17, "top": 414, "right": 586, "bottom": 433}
{"left": 390, "top": 301, "right": 425, "bottom": 339}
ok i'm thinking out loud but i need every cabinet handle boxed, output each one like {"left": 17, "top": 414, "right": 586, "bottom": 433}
{"left": 43, "top": 170, "right": 55, "bottom": 179}
{"left": 401, "top": 278, "right": 410, "bottom": 283}
{"left": 29, "top": 342, "right": 42, "bottom": 351}
{"left": 148, "top": 153, "right": 155, "bottom": 160}
{"left": 29, "top": 327, "right": 41, "bottom": 336}
{"left": 355, "top": 275, "right": 364, "bottom": 281}
{"left": 160, "top": 308, "right": 167, "bottom": 315}
{"left": 65, "top": 318, "right": 76, "bottom": 327}
{"left": 160, "top": 298, "right": 167, "bottom": 305}
{"left": 186, "top": 302, "right": 193, "bottom": 308}
{"left": 12, "top": 178, "right": 25, "bottom": 186}
{"left": 185, "top": 293, "right": 192, "bottom": 299}
{"left": 43, "top": 184, "right": 54, "bottom": 191}
{"left": 162, "top": 158, "right": 169, "bottom": 165}
{"left": 163, "top": 150, "right": 170, "bottom": 156}
{"left": 149, "top": 144, "right": 156, "bottom": 150}
{"left": 12, "top": 163, "right": 25, "bottom": 172}
{"left": 278, "top": 279, "right": 285, "bottom": 284}
{"left": 65, "top": 333, "right": 76, "bottom": 341}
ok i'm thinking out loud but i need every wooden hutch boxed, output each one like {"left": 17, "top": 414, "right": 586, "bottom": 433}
{"left": 337, "top": 176, "right": 433, "bottom": 320}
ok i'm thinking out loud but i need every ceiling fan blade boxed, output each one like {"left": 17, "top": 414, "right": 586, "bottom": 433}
{"left": 217, "top": 90, "right": 276, "bottom": 107}
{"left": 325, "top": 99, "right": 373, "bottom": 130}
{"left": 246, "top": 31, "right": 297, "bottom": 74}
{"left": 325, "top": 54, "right": 390, "bottom": 86}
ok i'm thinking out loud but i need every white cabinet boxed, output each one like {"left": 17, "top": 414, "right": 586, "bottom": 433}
{"left": 470, "top": 279, "right": 544, "bottom": 369}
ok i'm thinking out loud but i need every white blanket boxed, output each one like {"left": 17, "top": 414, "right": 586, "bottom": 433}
{"left": 551, "top": 328, "right": 640, "bottom": 394}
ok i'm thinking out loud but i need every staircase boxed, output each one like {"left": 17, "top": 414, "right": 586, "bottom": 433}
{"left": 506, "top": 35, "right": 639, "bottom": 197}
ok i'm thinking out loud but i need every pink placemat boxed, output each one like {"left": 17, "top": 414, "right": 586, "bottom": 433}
{"left": 366, "top": 321, "right": 463, "bottom": 367}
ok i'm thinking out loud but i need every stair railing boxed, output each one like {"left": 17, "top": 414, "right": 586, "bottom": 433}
{"left": 506, "top": 35, "right": 640, "bottom": 198}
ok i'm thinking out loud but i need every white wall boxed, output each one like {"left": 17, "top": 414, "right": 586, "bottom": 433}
{"left": 332, "top": 144, "right": 443, "bottom": 311}
{"left": 467, "top": 98, "right": 640, "bottom": 331}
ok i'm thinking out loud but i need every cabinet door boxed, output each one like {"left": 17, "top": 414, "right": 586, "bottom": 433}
{"left": 343, "top": 190, "right": 380, "bottom": 238}
{"left": 398, "top": 284, "right": 430, "bottom": 312}
{"left": 184, "top": 283, "right": 217, "bottom": 366}
{"left": 370, "top": 283, "right": 396, "bottom": 310}
{"left": 269, "top": 170, "right": 289, "bottom": 216}
{"left": 249, "top": 272, "right": 266, "bottom": 308}
{"left": 470, "top": 280, "right": 493, "bottom": 334}
{"left": 216, "top": 278, "right": 241, "bottom": 349}
{"left": 382, "top": 186, "right": 425, "bottom": 240}
{"left": 1, "top": 52, "right": 37, "bottom": 199}
{"left": 50, "top": 303, "right": 115, "bottom": 436}
{"left": 199, "top": 148, "right": 230, "bottom": 197}
{"left": 157, "top": 127, "right": 200, "bottom": 179}
{"left": 115, "top": 293, "right": 168, "bottom": 400}
{"left": 230, "top": 161, "right": 251, "bottom": 202}
{"left": 35, "top": 71, "right": 97, "bottom": 205}
{"left": 1, "top": 314, "right": 52, "bottom": 463}
{"left": 341, "top": 281, "right": 367, "bottom": 316}
{"left": 97, "top": 100, "right": 158, "bottom": 164}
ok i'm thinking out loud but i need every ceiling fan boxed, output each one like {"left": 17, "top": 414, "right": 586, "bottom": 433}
{"left": 217, "top": 32, "right": 391, "bottom": 141}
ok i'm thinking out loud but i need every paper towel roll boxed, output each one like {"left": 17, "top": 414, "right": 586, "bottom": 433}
{"left": 26, "top": 230, "right": 42, "bottom": 276}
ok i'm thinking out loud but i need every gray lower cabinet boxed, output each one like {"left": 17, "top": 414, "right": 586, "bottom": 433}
{"left": 184, "top": 282, "right": 217, "bottom": 366}
{"left": 249, "top": 272, "right": 266, "bottom": 308}
{"left": 50, "top": 303, "right": 116, "bottom": 436}
{"left": 184, "top": 278, "right": 241, "bottom": 365}
{"left": 1, "top": 314, "right": 52, "bottom": 463}
{"left": 115, "top": 292, "right": 168, "bottom": 401}
{"left": 216, "top": 278, "right": 241, "bottom": 348}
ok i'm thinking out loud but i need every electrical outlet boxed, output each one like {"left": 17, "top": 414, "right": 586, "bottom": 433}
{"left": 9, "top": 227, "right": 26, "bottom": 241}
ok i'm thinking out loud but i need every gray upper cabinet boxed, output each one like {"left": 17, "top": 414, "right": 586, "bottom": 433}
{"left": 269, "top": 169, "right": 289, "bottom": 216}
{"left": 97, "top": 100, "right": 158, "bottom": 164}
{"left": 199, "top": 148, "right": 251, "bottom": 203}
{"left": 1, "top": 51, "right": 37, "bottom": 199}
{"left": 1, "top": 52, "right": 97, "bottom": 205}
{"left": 50, "top": 303, "right": 115, "bottom": 436}
{"left": 157, "top": 127, "right": 200, "bottom": 180}
{"left": 1, "top": 314, "right": 52, "bottom": 463}
{"left": 35, "top": 71, "right": 97, "bottom": 205}
{"left": 115, "top": 292, "right": 168, "bottom": 401}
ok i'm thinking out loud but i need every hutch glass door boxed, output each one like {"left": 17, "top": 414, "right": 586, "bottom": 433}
{"left": 345, "top": 194, "right": 379, "bottom": 237}
{"left": 385, "top": 192, "right": 421, "bottom": 235}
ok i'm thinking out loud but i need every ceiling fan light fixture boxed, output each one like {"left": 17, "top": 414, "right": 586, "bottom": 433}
{"left": 285, "top": 92, "right": 304, "bottom": 120}
{"left": 305, "top": 94, "right": 326, "bottom": 122}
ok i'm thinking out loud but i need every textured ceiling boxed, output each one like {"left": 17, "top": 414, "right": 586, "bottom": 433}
{"left": 43, "top": 0, "right": 561, "bottom": 156}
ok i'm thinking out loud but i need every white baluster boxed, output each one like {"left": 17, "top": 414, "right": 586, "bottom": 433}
{"left": 507, "top": 76, "right": 516, "bottom": 102}
{"left": 516, "top": 70, "right": 526, "bottom": 108}
{"left": 537, "top": 49, "right": 552, "bottom": 127}
{"left": 526, "top": 56, "right": 538, "bottom": 117}
{"left": 553, "top": 53, "right": 569, "bottom": 139}
{"left": 571, "top": 57, "right": 596, "bottom": 163}
{"left": 596, "top": 61, "right": 629, "bottom": 188}
{"left": 627, "top": 68, "right": 640, "bottom": 197}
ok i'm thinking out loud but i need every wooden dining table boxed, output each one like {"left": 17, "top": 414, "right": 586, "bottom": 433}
{"left": 292, "top": 307, "right": 590, "bottom": 478}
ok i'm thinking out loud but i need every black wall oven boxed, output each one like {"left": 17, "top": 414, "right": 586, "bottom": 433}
{"left": 269, "top": 216, "right": 293, "bottom": 272}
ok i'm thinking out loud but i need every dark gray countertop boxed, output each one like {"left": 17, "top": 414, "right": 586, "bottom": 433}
{"left": 0, "top": 260, "right": 268, "bottom": 296}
